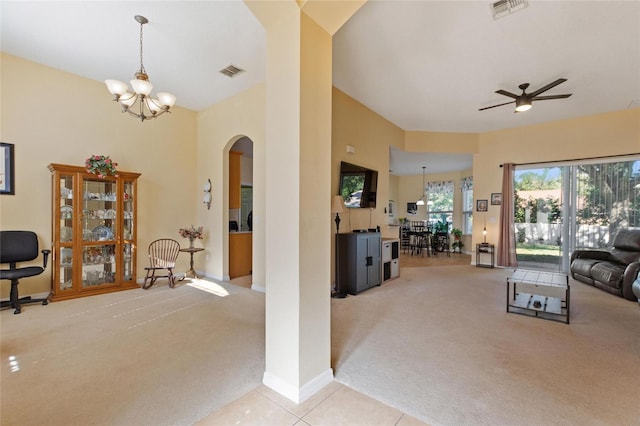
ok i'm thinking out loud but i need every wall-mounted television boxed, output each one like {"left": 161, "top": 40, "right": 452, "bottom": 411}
{"left": 338, "top": 161, "right": 378, "bottom": 208}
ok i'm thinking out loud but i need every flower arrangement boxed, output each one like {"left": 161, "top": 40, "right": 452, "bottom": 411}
{"left": 85, "top": 155, "right": 118, "bottom": 178}
{"left": 179, "top": 225, "right": 203, "bottom": 240}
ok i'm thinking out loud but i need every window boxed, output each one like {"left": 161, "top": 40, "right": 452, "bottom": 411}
{"left": 461, "top": 176, "right": 473, "bottom": 234}
{"left": 574, "top": 160, "right": 640, "bottom": 248}
{"left": 427, "top": 181, "right": 454, "bottom": 230}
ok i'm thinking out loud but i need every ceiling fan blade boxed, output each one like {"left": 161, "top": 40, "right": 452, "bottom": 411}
{"left": 528, "top": 78, "right": 567, "bottom": 98}
{"left": 532, "top": 94, "right": 573, "bottom": 100}
{"left": 478, "top": 101, "right": 515, "bottom": 111}
{"left": 495, "top": 89, "right": 519, "bottom": 99}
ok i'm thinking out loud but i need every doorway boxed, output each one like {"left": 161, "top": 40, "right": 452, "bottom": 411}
{"left": 228, "top": 137, "right": 254, "bottom": 282}
{"left": 514, "top": 157, "right": 640, "bottom": 272}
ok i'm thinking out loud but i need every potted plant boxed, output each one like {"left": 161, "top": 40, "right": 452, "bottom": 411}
{"left": 451, "top": 228, "right": 464, "bottom": 253}
{"left": 435, "top": 220, "right": 449, "bottom": 233}
{"left": 179, "top": 225, "right": 203, "bottom": 248}
{"left": 85, "top": 155, "right": 118, "bottom": 178}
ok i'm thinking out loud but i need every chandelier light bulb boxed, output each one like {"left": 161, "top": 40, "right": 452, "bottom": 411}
{"left": 157, "top": 92, "right": 176, "bottom": 107}
{"left": 119, "top": 93, "right": 136, "bottom": 108}
{"left": 105, "top": 79, "right": 128, "bottom": 96}
{"left": 130, "top": 78, "right": 153, "bottom": 96}
{"left": 105, "top": 15, "right": 175, "bottom": 122}
{"left": 147, "top": 99, "right": 163, "bottom": 113}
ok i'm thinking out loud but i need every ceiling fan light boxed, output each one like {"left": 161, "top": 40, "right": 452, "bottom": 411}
{"left": 515, "top": 103, "right": 532, "bottom": 112}
{"left": 515, "top": 98, "right": 532, "bottom": 112}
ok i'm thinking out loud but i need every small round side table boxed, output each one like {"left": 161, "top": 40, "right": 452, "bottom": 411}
{"left": 180, "top": 247, "right": 204, "bottom": 279}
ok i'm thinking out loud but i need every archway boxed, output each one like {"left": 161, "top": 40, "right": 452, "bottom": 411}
{"left": 227, "top": 136, "right": 254, "bottom": 286}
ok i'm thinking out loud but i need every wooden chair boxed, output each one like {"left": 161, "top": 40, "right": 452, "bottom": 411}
{"left": 143, "top": 239, "right": 181, "bottom": 289}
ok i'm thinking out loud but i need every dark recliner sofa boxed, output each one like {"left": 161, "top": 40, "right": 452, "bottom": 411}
{"left": 570, "top": 229, "right": 640, "bottom": 301}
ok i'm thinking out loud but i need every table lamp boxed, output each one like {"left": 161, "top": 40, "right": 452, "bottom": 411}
{"left": 483, "top": 220, "right": 487, "bottom": 244}
{"left": 332, "top": 195, "right": 346, "bottom": 298}
{"left": 331, "top": 195, "right": 345, "bottom": 234}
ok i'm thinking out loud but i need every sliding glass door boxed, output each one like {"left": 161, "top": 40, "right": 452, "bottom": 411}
{"left": 514, "top": 157, "right": 640, "bottom": 272}
{"left": 514, "top": 167, "right": 564, "bottom": 271}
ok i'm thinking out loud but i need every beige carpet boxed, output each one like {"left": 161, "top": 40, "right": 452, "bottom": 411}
{"left": 331, "top": 265, "right": 640, "bottom": 425}
{"left": 2, "top": 267, "right": 639, "bottom": 425}
{"left": 1, "top": 279, "right": 265, "bottom": 426}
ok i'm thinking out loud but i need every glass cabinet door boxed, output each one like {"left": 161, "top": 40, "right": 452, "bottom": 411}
{"left": 123, "top": 180, "right": 135, "bottom": 242}
{"left": 57, "top": 174, "right": 74, "bottom": 292}
{"left": 59, "top": 174, "right": 74, "bottom": 243}
{"left": 122, "top": 180, "right": 136, "bottom": 283}
{"left": 82, "top": 244, "right": 116, "bottom": 287}
{"left": 123, "top": 243, "right": 134, "bottom": 282}
{"left": 82, "top": 177, "right": 117, "bottom": 243}
{"left": 58, "top": 247, "right": 74, "bottom": 291}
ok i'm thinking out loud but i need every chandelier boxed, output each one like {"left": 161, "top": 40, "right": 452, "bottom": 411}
{"left": 416, "top": 166, "right": 427, "bottom": 206}
{"left": 105, "top": 15, "right": 176, "bottom": 122}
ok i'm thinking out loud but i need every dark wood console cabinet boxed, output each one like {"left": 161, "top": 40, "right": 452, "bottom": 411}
{"left": 337, "top": 232, "right": 382, "bottom": 295}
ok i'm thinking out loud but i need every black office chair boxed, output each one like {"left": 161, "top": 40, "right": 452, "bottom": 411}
{"left": 0, "top": 231, "right": 50, "bottom": 314}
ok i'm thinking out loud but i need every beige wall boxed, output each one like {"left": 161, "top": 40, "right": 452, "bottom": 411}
{"left": 405, "top": 131, "right": 479, "bottom": 154}
{"left": 331, "top": 88, "right": 405, "bottom": 238}
{"left": 197, "top": 83, "right": 266, "bottom": 287}
{"left": 0, "top": 53, "right": 198, "bottom": 298}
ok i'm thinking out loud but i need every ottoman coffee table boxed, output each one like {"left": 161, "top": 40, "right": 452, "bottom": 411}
{"left": 507, "top": 269, "right": 570, "bottom": 324}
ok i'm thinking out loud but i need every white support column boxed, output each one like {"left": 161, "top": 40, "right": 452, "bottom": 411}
{"left": 245, "top": 0, "right": 365, "bottom": 403}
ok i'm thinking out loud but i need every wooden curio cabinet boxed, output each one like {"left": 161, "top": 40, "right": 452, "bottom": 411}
{"left": 48, "top": 163, "right": 141, "bottom": 301}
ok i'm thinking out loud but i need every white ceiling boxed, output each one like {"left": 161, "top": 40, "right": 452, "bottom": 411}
{"left": 2, "top": 1, "right": 639, "bottom": 176}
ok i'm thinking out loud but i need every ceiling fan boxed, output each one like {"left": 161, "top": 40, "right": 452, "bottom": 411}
{"left": 479, "top": 78, "right": 572, "bottom": 112}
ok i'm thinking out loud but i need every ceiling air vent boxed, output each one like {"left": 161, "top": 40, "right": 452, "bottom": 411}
{"left": 491, "top": 0, "right": 528, "bottom": 20}
{"left": 220, "top": 65, "right": 245, "bottom": 78}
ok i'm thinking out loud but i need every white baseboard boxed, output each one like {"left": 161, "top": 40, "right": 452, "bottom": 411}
{"left": 194, "top": 271, "right": 228, "bottom": 282}
{"left": 251, "top": 283, "right": 266, "bottom": 293}
{"left": 263, "top": 368, "right": 334, "bottom": 404}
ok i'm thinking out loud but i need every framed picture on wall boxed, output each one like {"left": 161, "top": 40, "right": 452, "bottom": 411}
{"left": 491, "top": 193, "right": 502, "bottom": 205}
{"left": 476, "top": 199, "right": 488, "bottom": 212}
{"left": 0, "top": 142, "right": 15, "bottom": 195}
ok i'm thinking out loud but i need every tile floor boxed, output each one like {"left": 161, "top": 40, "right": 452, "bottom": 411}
{"left": 197, "top": 381, "right": 428, "bottom": 426}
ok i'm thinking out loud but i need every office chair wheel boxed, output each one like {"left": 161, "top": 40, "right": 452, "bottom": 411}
{"left": 13, "top": 306, "right": 21, "bottom": 315}
{"left": 42, "top": 299, "right": 48, "bottom": 305}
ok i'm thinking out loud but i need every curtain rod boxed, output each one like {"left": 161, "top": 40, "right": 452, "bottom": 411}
{"left": 499, "top": 153, "right": 640, "bottom": 167}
